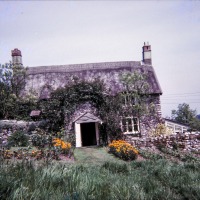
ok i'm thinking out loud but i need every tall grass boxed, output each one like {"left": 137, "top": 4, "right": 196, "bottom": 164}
{"left": 0, "top": 158, "right": 199, "bottom": 200}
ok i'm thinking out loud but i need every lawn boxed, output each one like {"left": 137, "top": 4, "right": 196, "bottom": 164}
{"left": 0, "top": 147, "right": 200, "bottom": 200}
{"left": 74, "top": 146, "right": 126, "bottom": 165}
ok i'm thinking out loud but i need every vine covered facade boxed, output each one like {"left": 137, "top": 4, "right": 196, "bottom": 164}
{"left": 11, "top": 43, "right": 162, "bottom": 147}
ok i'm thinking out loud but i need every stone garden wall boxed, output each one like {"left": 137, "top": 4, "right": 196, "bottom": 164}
{"left": 125, "top": 133, "right": 200, "bottom": 152}
{"left": 0, "top": 120, "right": 50, "bottom": 148}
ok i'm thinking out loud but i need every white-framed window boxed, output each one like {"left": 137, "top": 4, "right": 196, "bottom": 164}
{"left": 121, "top": 117, "right": 140, "bottom": 134}
{"left": 122, "top": 92, "right": 138, "bottom": 107}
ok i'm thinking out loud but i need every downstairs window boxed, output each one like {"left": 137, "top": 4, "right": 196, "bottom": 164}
{"left": 121, "top": 117, "right": 140, "bottom": 134}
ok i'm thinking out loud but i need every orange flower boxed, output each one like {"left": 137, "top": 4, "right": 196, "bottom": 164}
{"left": 53, "top": 138, "right": 71, "bottom": 150}
{"left": 109, "top": 140, "right": 138, "bottom": 160}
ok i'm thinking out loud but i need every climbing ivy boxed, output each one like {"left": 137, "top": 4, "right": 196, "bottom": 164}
{"left": 39, "top": 79, "right": 124, "bottom": 144}
{"left": 38, "top": 71, "right": 159, "bottom": 143}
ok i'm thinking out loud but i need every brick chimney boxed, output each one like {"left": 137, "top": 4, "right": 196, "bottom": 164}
{"left": 142, "top": 42, "right": 152, "bottom": 65}
{"left": 11, "top": 48, "right": 23, "bottom": 66}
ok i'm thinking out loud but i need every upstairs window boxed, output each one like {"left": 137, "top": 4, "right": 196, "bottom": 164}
{"left": 122, "top": 92, "right": 138, "bottom": 106}
{"left": 121, "top": 117, "right": 140, "bottom": 134}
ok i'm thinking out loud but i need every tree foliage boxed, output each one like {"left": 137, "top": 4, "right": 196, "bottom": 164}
{"left": 11, "top": 63, "right": 27, "bottom": 97}
{"left": 171, "top": 103, "right": 200, "bottom": 131}
{"left": 0, "top": 63, "right": 36, "bottom": 120}
{"left": 120, "top": 71, "right": 150, "bottom": 117}
{"left": 0, "top": 63, "right": 12, "bottom": 119}
{"left": 120, "top": 71, "right": 161, "bottom": 132}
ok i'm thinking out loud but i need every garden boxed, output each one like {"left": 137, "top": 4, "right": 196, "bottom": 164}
{"left": 0, "top": 127, "right": 74, "bottom": 163}
{"left": 0, "top": 65, "right": 200, "bottom": 199}
{"left": 0, "top": 128, "right": 200, "bottom": 200}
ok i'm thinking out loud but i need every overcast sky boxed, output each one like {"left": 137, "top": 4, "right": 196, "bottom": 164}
{"left": 0, "top": 1, "right": 200, "bottom": 117}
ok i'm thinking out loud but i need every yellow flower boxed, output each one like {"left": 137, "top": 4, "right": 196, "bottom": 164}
{"left": 109, "top": 140, "right": 139, "bottom": 160}
{"left": 53, "top": 138, "right": 71, "bottom": 150}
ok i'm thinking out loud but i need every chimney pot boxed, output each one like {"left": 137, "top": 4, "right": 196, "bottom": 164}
{"left": 11, "top": 48, "right": 23, "bottom": 65}
{"left": 142, "top": 42, "right": 152, "bottom": 65}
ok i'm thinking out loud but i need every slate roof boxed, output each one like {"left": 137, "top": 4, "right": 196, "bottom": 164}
{"left": 164, "top": 118, "right": 190, "bottom": 128}
{"left": 27, "top": 61, "right": 162, "bottom": 95}
{"left": 73, "top": 112, "right": 102, "bottom": 124}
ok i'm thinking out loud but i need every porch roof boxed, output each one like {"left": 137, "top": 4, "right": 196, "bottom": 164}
{"left": 73, "top": 112, "right": 102, "bottom": 124}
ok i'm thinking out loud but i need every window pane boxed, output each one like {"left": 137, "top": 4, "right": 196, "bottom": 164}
{"left": 122, "top": 118, "right": 126, "bottom": 125}
{"left": 122, "top": 125, "right": 127, "bottom": 132}
{"left": 121, "top": 117, "right": 139, "bottom": 133}
{"left": 131, "top": 97, "right": 135, "bottom": 105}
{"left": 127, "top": 118, "right": 132, "bottom": 125}
{"left": 134, "top": 124, "right": 138, "bottom": 132}
{"left": 133, "top": 118, "right": 138, "bottom": 124}
{"left": 133, "top": 118, "right": 139, "bottom": 132}
{"left": 128, "top": 125, "right": 133, "bottom": 132}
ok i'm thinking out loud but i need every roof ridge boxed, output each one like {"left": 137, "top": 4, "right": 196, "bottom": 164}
{"left": 27, "top": 61, "right": 142, "bottom": 75}
{"left": 29, "top": 61, "right": 140, "bottom": 68}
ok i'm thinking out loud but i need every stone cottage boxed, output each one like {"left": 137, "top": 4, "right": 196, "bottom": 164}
{"left": 11, "top": 42, "right": 162, "bottom": 147}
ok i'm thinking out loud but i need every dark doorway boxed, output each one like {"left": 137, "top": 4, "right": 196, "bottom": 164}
{"left": 81, "top": 122, "right": 97, "bottom": 146}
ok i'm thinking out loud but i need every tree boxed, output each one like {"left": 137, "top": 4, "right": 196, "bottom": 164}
{"left": 189, "top": 117, "right": 200, "bottom": 131}
{"left": 171, "top": 103, "right": 196, "bottom": 125}
{"left": 0, "top": 63, "right": 35, "bottom": 120}
{"left": 171, "top": 103, "right": 200, "bottom": 131}
{"left": 11, "top": 63, "right": 27, "bottom": 97}
{"left": 0, "top": 63, "right": 13, "bottom": 118}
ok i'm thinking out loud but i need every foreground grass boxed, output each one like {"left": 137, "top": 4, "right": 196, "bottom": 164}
{"left": 74, "top": 146, "right": 126, "bottom": 165}
{"left": 0, "top": 148, "right": 200, "bottom": 200}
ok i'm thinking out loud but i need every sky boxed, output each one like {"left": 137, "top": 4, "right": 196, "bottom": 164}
{"left": 0, "top": 1, "right": 200, "bottom": 117}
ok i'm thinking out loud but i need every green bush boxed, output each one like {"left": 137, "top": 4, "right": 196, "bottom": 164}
{"left": 64, "top": 133, "right": 76, "bottom": 147}
{"left": 7, "top": 130, "right": 29, "bottom": 147}
{"left": 31, "top": 128, "right": 51, "bottom": 149}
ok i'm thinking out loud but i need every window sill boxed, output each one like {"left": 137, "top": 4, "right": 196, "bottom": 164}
{"left": 123, "top": 132, "right": 140, "bottom": 135}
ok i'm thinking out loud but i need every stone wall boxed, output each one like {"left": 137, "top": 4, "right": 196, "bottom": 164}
{"left": 0, "top": 120, "right": 47, "bottom": 133}
{"left": 139, "top": 94, "right": 162, "bottom": 137}
{"left": 0, "top": 120, "right": 30, "bottom": 130}
{"left": 125, "top": 133, "right": 200, "bottom": 152}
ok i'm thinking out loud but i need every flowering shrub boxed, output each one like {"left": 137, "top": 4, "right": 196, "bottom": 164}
{"left": 108, "top": 140, "right": 138, "bottom": 161}
{"left": 53, "top": 138, "right": 71, "bottom": 155}
{"left": 0, "top": 148, "right": 61, "bottom": 161}
{"left": 31, "top": 149, "right": 60, "bottom": 160}
{"left": 31, "top": 150, "right": 38, "bottom": 157}
{"left": 150, "top": 123, "right": 173, "bottom": 137}
{"left": 0, "top": 150, "right": 13, "bottom": 159}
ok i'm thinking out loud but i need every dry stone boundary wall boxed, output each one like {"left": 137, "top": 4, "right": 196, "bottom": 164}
{"left": 125, "top": 133, "right": 200, "bottom": 152}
